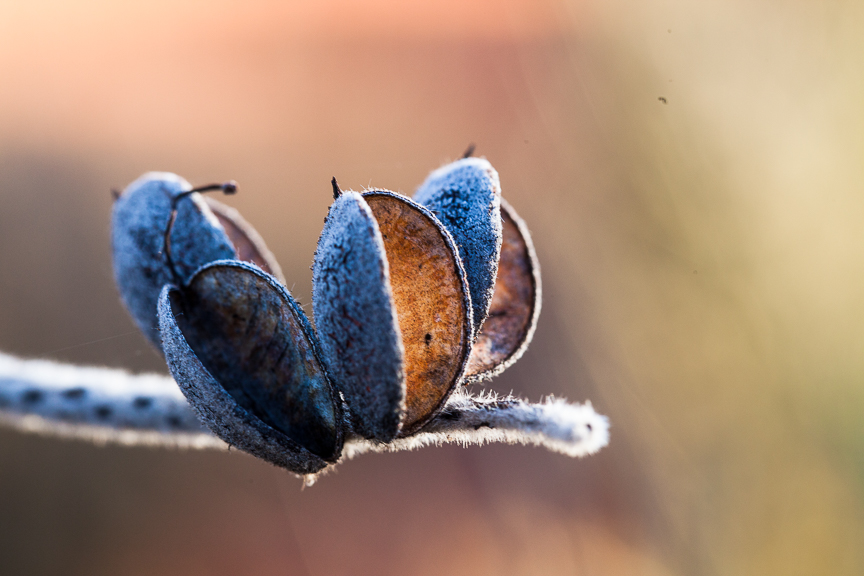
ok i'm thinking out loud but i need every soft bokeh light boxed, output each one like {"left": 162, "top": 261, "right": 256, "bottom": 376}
{"left": 1, "top": 0, "right": 862, "bottom": 574}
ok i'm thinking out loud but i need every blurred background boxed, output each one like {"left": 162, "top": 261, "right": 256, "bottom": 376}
{"left": 0, "top": 0, "right": 862, "bottom": 574}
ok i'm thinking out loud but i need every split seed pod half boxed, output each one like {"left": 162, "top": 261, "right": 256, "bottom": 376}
{"left": 159, "top": 260, "right": 344, "bottom": 473}
{"left": 414, "top": 158, "right": 503, "bottom": 339}
{"left": 112, "top": 172, "right": 282, "bottom": 351}
{"left": 415, "top": 160, "right": 541, "bottom": 383}
{"left": 462, "top": 198, "right": 542, "bottom": 383}
{"left": 312, "top": 188, "right": 472, "bottom": 442}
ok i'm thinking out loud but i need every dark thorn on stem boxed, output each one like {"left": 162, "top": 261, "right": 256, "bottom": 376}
{"left": 163, "top": 181, "right": 239, "bottom": 286}
{"left": 111, "top": 188, "right": 121, "bottom": 201}
{"left": 462, "top": 143, "right": 476, "bottom": 159}
{"left": 331, "top": 177, "right": 342, "bottom": 200}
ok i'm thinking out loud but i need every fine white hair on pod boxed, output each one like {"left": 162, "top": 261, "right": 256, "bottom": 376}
{"left": 414, "top": 157, "right": 503, "bottom": 339}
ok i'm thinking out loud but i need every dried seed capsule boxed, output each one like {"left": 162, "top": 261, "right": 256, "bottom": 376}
{"left": 365, "top": 191, "right": 473, "bottom": 435}
{"left": 203, "top": 197, "right": 285, "bottom": 283}
{"left": 414, "top": 158, "right": 503, "bottom": 339}
{"left": 112, "top": 172, "right": 282, "bottom": 351}
{"left": 159, "top": 260, "right": 344, "bottom": 472}
{"left": 312, "top": 189, "right": 472, "bottom": 441}
{"left": 463, "top": 198, "right": 541, "bottom": 382}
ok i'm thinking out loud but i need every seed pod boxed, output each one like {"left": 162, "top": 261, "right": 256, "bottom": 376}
{"left": 112, "top": 172, "right": 282, "bottom": 351}
{"left": 462, "top": 198, "right": 541, "bottom": 382}
{"left": 414, "top": 158, "right": 502, "bottom": 339}
{"left": 203, "top": 197, "right": 285, "bottom": 283}
{"left": 312, "top": 189, "right": 472, "bottom": 441}
{"left": 159, "top": 260, "right": 344, "bottom": 473}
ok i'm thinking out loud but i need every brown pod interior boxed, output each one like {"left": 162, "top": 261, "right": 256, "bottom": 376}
{"left": 363, "top": 192, "right": 471, "bottom": 433}
{"left": 204, "top": 197, "right": 285, "bottom": 284}
{"left": 464, "top": 199, "right": 540, "bottom": 381}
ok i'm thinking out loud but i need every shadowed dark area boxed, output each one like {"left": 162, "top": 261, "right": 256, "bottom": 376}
{"left": 173, "top": 265, "right": 342, "bottom": 461}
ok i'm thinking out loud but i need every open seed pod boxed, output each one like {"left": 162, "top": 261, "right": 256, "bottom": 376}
{"left": 159, "top": 260, "right": 344, "bottom": 473}
{"left": 203, "top": 197, "right": 284, "bottom": 281}
{"left": 415, "top": 160, "right": 541, "bottom": 383}
{"left": 312, "top": 189, "right": 472, "bottom": 442}
{"left": 414, "top": 157, "right": 503, "bottom": 339}
{"left": 112, "top": 172, "right": 282, "bottom": 351}
{"left": 462, "top": 198, "right": 542, "bottom": 383}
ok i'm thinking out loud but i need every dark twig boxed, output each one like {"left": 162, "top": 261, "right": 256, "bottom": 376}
{"left": 164, "top": 181, "right": 238, "bottom": 286}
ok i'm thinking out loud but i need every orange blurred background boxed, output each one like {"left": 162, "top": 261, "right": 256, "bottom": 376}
{"left": 1, "top": 0, "right": 863, "bottom": 574}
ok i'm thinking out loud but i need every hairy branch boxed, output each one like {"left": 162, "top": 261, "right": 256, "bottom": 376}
{"left": 0, "top": 352, "right": 222, "bottom": 448}
{"left": 344, "top": 389, "right": 608, "bottom": 459}
{"left": 0, "top": 353, "right": 608, "bottom": 467}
